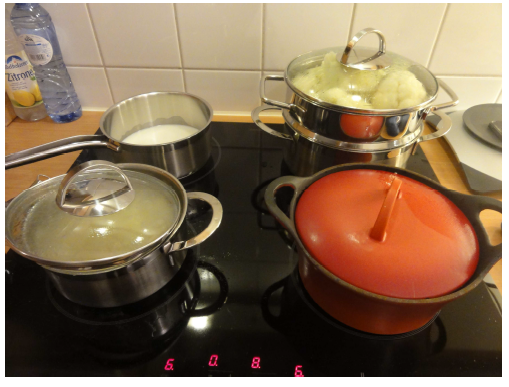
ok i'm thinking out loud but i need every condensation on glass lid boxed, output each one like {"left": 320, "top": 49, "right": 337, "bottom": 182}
{"left": 291, "top": 52, "right": 428, "bottom": 110}
{"left": 21, "top": 172, "right": 181, "bottom": 262}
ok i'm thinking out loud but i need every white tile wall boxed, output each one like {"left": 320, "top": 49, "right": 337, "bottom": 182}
{"left": 176, "top": 4, "right": 262, "bottom": 70}
{"left": 8, "top": 3, "right": 501, "bottom": 114}
{"left": 429, "top": 3, "right": 502, "bottom": 76}
{"left": 67, "top": 67, "right": 113, "bottom": 110}
{"left": 350, "top": 3, "right": 447, "bottom": 66}
{"left": 107, "top": 68, "right": 185, "bottom": 103}
{"left": 43, "top": 3, "right": 102, "bottom": 66}
{"left": 87, "top": 3, "right": 181, "bottom": 68}
{"left": 263, "top": 3, "right": 354, "bottom": 71}
{"left": 434, "top": 76, "right": 502, "bottom": 113}
{"left": 184, "top": 70, "right": 260, "bottom": 112}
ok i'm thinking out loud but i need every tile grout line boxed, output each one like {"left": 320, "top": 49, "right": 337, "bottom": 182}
{"left": 426, "top": 3, "right": 449, "bottom": 69}
{"left": 347, "top": 3, "right": 357, "bottom": 40}
{"left": 261, "top": 3, "right": 265, "bottom": 74}
{"left": 69, "top": 65, "right": 269, "bottom": 72}
{"left": 85, "top": 3, "right": 115, "bottom": 104}
{"left": 495, "top": 89, "right": 502, "bottom": 103}
{"left": 64, "top": 64, "right": 503, "bottom": 79}
{"left": 172, "top": 4, "right": 187, "bottom": 92}
{"left": 257, "top": 0, "right": 263, "bottom": 180}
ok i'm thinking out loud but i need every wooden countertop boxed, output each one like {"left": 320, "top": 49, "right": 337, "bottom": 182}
{"left": 4, "top": 111, "right": 502, "bottom": 292}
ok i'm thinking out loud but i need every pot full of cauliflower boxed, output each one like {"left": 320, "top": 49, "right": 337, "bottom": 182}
{"left": 255, "top": 28, "right": 458, "bottom": 144}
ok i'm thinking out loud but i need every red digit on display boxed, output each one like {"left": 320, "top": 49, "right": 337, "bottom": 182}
{"left": 295, "top": 365, "right": 304, "bottom": 377}
{"left": 164, "top": 358, "right": 174, "bottom": 371}
{"left": 251, "top": 357, "right": 261, "bottom": 369}
{"left": 209, "top": 354, "right": 218, "bottom": 367}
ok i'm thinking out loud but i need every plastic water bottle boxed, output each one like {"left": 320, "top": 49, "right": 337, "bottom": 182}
{"left": 10, "top": 3, "right": 82, "bottom": 123}
{"left": 5, "top": 12, "right": 47, "bottom": 121}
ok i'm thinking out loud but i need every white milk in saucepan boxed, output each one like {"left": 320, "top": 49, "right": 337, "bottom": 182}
{"left": 122, "top": 124, "right": 199, "bottom": 145}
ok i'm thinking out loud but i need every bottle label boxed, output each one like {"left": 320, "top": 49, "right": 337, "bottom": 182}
{"left": 18, "top": 34, "right": 53, "bottom": 65}
{"left": 5, "top": 50, "right": 44, "bottom": 108}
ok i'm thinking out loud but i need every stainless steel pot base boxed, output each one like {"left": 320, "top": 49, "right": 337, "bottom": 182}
{"left": 46, "top": 250, "right": 199, "bottom": 324}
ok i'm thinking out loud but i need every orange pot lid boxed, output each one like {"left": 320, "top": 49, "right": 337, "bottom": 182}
{"left": 295, "top": 170, "right": 479, "bottom": 299}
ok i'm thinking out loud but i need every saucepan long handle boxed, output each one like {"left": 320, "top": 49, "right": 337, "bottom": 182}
{"left": 5, "top": 134, "right": 120, "bottom": 170}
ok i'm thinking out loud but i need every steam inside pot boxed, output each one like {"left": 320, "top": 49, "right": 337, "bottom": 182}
{"left": 21, "top": 172, "right": 180, "bottom": 262}
{"left": 292, "top": 52, "right": 429, "bottom": 110}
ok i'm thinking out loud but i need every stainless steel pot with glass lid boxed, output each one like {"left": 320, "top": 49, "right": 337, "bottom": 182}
{"left": 251, "top": 28, "right": 458, "bottom": 176}
{"left": 252, "top": 29, "right": 458, "bottom": 174}
{"left": 5, "top": 160, "right": 223, "bottom": 308}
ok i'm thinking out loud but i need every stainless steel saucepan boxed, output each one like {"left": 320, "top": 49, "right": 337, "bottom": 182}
{"left": 5, "top": 161, "right": 223, "bottom": 307}
{"left": 5, "top": 92, "right": 213, "bottom": 179}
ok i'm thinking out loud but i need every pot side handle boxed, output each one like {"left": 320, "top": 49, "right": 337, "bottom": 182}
{"left": 416, "top": 109, "right": 452, "bottom": 146}
{"left": 264, "top": 175, "right": 308, "bottom": 241}
{"left": 251, "top": 105, "right": 294, "bottom": 141}
{"left": 164, "top": 192, "right": 223, "bottom": 254}
{"left": 445, "top": 191, "right": 502, "bottom": 270}
{"left": 5, "top": 174, "right": 50, "bottom": 209}
{"left": 5, "top": 134, "right": 120, "bottom": 170}
{"left": 430, "top": 79, "right": 459, "bottom": 112}
{"left": 260, "top": 74, "right": 295, "bottom": 111}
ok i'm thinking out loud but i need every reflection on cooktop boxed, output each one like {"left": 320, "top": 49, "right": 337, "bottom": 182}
{"left": 5, "top": 122, "right": 501, "bottom": 376}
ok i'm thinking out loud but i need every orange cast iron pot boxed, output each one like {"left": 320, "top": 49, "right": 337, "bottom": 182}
{"left": 264, "top": 164, "right": 502, "bottom": 335}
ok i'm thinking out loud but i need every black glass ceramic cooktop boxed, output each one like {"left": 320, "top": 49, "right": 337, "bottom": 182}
{"left": 5, "top": 122, "right": 502, "bottom": 376}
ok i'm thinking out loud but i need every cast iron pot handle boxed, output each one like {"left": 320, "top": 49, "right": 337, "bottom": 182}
{"left": 264, "top": 175, "right": 309, "bottom": 241}
{"left": 163, "top": 192, "right": 223, "bottom": 254}
{"left": 251, "top": 105, "right": 294, "bottom": 141}
{"left": 445, "top": 191, "right": 502, "bottom": 268}
{"left": 5, "top": 134, "right": 120, "bottom": 170}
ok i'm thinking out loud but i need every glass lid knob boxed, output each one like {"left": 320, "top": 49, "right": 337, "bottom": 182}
{"left": 56, "top": 160, "right": 135, "bottom": 217}
{"left": 337, "top": 28, "right": 392, "bottom": 70}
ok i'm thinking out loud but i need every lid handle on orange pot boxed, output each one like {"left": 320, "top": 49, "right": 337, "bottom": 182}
{"left": 370, "top": 177, "right": 402, "bottom": 242}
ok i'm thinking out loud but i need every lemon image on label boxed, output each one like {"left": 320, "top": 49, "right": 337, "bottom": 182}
{"left": 13, "top": 90, "right": 35, "bottom": 107}
{"left": 31, "top": 84, "right": 42, "bottom": 102}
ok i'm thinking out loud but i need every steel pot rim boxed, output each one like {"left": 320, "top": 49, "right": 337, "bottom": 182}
{"left": 6, "top": 163, "right": 188, "bottom": 272}
{"left": 99, "top": 91, "right": 214, "bottom": 146}
{"left": 264, "top": 163, "right": 502, "bottom": 306}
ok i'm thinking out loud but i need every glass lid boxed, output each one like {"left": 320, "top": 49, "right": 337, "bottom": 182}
{"left": 286, "top": 29, "right": 438, "bottom": 111}
{"left": 5, "top": 162, "right": 182, "bottom": 266}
